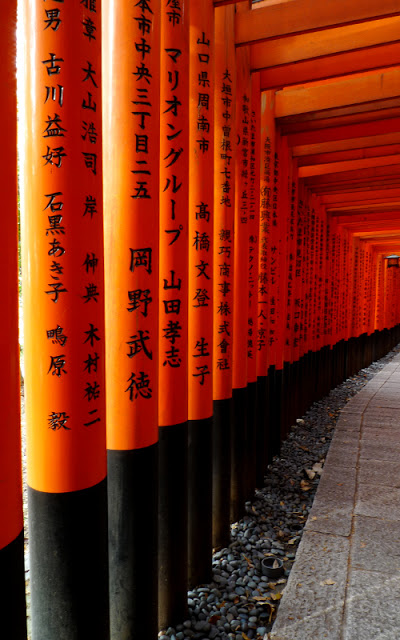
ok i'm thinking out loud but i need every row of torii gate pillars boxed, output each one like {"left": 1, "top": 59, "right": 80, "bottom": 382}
{"left": 2, "top": 0, "right": 400, "bottom": 638}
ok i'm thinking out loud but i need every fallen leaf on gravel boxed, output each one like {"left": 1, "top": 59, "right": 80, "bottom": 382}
{"left": 272, "top": 559, "right": 280, "bottom": 569}
{"left": 300, "top": 480, "right": 312, "bottom": 491}
{"left": 312, "top": 462, "right": 324, "bottom": 474}
{"left": 242, "top": 633, "right": 251, "bottom": 640}
{"left": 208, "top": 615, "right": 220, "bottom": 624}
{"left": 320, "top": 579, "right": 336, "bottom": 586}
{"left": 277, "top": 578, "right": 287, "bottom": 584}
{"left": 270, "top": 592, "right": 283, "bottom": 601}
{"left": 288, "top": 538, "right": 297, "bottom": 545}
{"left": 305, "top": 469, "right": 316, "bottom": 480}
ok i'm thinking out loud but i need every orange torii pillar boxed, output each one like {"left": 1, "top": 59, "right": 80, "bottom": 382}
{"left": 102, "top": 1, "right": 160, "bottom": 637}
{"left": 257, "top": 90, "right": 275, "bottom": 477}
{"left": 21, "top": 2, "right": 109, "bottom": 638}
{"left": 213, "top": 4, "right": 235, "bottom": 551}
{"left": 231, "top": 43, "right": 251, "bottom": 523}
{"left": 0, "top": 2, "right": 26, "bottom": 638}
{"left": 246, "top": 71, "right": 261, "bottom": 498}
{"left": 158, "top": 0, "right": 189, "bottom": 628}
{"left": 188, "top": 0, "right": 214, "bottom": 587}
{"left": 293, "top": 182, "right": 307, "bottom": 419}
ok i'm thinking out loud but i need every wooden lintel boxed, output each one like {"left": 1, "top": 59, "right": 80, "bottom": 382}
{"left": 292, "top": 132, "right": 400, "bottom": 157}
{"left": 297, "top": 144, "right": 400, "bottom": 167}
{"left": 275, "top": 68, "right": 400, "bottom": 117}
{"left": 299, "top": 154, "right": 400, "bottom": 178}
{"left": 287, "top": 117, "right": 400, "bottom": 147}
{"left": 250, "top": 17, "right": 400, "bottom": 70}
{"left": 236, "top": 0, "right": 400, "bottom": 46}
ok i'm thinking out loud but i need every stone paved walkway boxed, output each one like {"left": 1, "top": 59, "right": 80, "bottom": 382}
{"left": 270, "top": 353, "right": 400, "bottom": 640}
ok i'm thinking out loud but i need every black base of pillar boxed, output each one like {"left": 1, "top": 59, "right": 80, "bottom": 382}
{"left": 0, "top": 529, "right": 27, "bottom": 640}
{"left": 256, "top": 375, "right": 268, "bottom": 486}
{"left": 230, "top": 387, "right": 248, "bottom": 524}
{"left": 108, "top": 445, "right": 158, "bottom": 640}
{"left": 29, "top": 479, "right": 109, "bottom": 640}
{"left": 158, "top": 423, "right": 188, "bottom": 629}
{"left": 188, "top": 416, "right": 213, "bottom": 588}
{"left": 246, "top": 381, "right": 257, "bottom": 501}
{"left": 213, "top": 398, "right": 232, "bottom": 551}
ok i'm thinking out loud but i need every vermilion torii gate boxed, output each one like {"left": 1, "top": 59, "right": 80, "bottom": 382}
{"left": 2, "top": 0, "right": 400, "bottom": 638}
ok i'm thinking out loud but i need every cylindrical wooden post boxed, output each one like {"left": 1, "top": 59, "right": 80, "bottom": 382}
{"left": 1, "top": 3, "right": 27, "bottom": 638}
{"left": 188, "top": 0, "right": 214, "bottom": 587}
{"left": 102, "top": 1, "right": 160, "bottom": 637}
{"left": 231, "top": 43, "right": 251, "bottom": 524}
{"left": 258, "top": 91, "right": 275, "bottom": 473}
{"left": 246, "top": 71, "right": 261, "bottom": 499}
{"left": 21, "top": 2, "right": 109, "bottom": 638}
{"left": 158, "top": 0, "right": 189, "bottom": 627}
{"left": 213, "top": 4, "right": 236, "bottom": 551}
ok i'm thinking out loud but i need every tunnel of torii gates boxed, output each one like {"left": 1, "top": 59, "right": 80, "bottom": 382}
{"left": 3, "top": 0, "right": 400, "bottom": 638}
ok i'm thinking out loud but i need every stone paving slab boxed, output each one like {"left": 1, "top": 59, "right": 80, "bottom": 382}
{"left": 343, "top": 569, "right": 400, "bottom": 640}
{"left": 271, "top": 355, "right": 400, "bottom": 640}
{"left": 350, "top": 515, "right": 400, "bottom": 572}
{"left": 270, "top": 531, "right": 349, "bottom": 640}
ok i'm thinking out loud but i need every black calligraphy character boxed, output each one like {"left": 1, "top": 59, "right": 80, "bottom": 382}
{"left": 82, "top": 283, "right": 99, "bottom": 303}
{"left": 197, "top": 115, "right": 209, "bottom": 133}
{"left": 195, "top": 260, "right": 210, "bottom": 280}
{"left": 216, "top": 358, "right": 229, "bottom": 371}
{"left": 81, "top": 0, "right": 96, "bottom": 10}
{"left": 195, "top": 202, "right": 210, "bottom": 222}
{"left": 46, "top": 215, "right": 65, "bottom": 235}
{"left": 82, "top": 92, "right": 97, "bottom": 111}
{"left": 198, "top": 71, "right": 209, "bottom": 87}
{"left": 45, "top": 85, "right": 64, "bottom": 107}
{"left": 135, "top": 0, "right": 153, "bottom": 13}
{"left": 165, "top": 226, "right": 182, "bottom": 246}
{"left": 42, "top": 53, "right": 64, "bottom": 75}
{"left": 82, "top": 121, "right": 98, "bottom": 143}
{"left": 135, "top": 134, "right": 148, "bottom": 153}
{"left": 163, "top": 299, "right": 181, "bottom": 314}
{"left": 219, "top": 262, "right": 230, "bottom": 276}
{"left": 165, "top": 48, "right": 181, "bottom": 63}
{"left": 164, "top": 147, "right": 183, "bottom": 168}
{"left": 163, "top": 346, "right": 181, "bottom": 368}
{"left": 163, "top": 270, "right": 182, "bottom": 290}
{"left": 84, "top": 409, "right": 101, "bottom": 427}
{"left": 49, "top": 261, "right": 63, "bottom": 275}
{"left": 83, "top": 253, "right": 98, "bottom": 274}
{"left": 44, "top": 9, "right": 61, "bottom": 31}
{"left": 164, "top": 95, "right": 181, "bottom": 117}
{"left": 48, "top": 354, "right": 67, "bottom": 377}
{"left": 163, "top": 175, "right": 182, "bottom": 194}
{"left": 219, "top": 281, "right": 231, "bottom": 297}
{"left": 198, "top": 93, "right": 209, "bottom": 110}
{"left": 197, "top": 138, "right": 209, "bottom": 153}
{"left": 133, "top": 63, "right": 152, "bottom": 84}
{"left": 193, "top": 231, "right": 210, "bottom": 252}
{"left": 197, "top": 31, "right": 210, "bottom": 46}
{"left": 82, "top": 61, "right": 98, "bottom": 87}
{"left": 47, "top": 325, "right": 67, "bottom": 346}
{"left": 127, "top": 289, "right": 152, "bottom": 316}
{"left": 129, "top": 247, "right": 152, "bottom": 274}
{"left": 132, "top": 181, "right": 150, "bottom": 199}
{"left": 84, "top": 381, "right": 100, "bottom": 401}
{"left": 135, "top": 13, "right": 152, "bottom": 35}
{"left": 193, "top": 337, "right": 210, "bottom": 357}
{"left": 168, "top": 70, "right": 179, "bottom": 91}
{"left": 43, "top": 113, "right": 66, "bottom": 138}
{"left": 82, "top": 152, "right": 97, "bottom": 175}
{"left": 167, "top": 8, "right": 180, "bottom": 25}
{"left": 135, "top": 38, "right": 151, "bottom": 59}
{"left": 45, "top": 281, "right": 67, "bottom": 302}
{"left": 43, "top": 146, "right": 66, "bottom": 168}
{"left": 44, "top": 191, "right": 63, "bottom": 213}
{"left": 198, "top": 53, "right": 209, "bottom": 64}
{"left": 48, "top": 238, "right": 65, "bottom": 256}
{"left": 82, "top": 16, "right": 96, "bottom": 40}
{"left": 193, "top": 365, "right": 210, "bottom": 385}
{"left": 84, "top": 352, "right": 99, "bottom": 374}
{"left": 193, "top": 288, "right": 210, "bottom": 307}
{"left": 84, "top": 323, "right": 100, "bottom": 346}
{"left": 218, "top": 321, "right": 230, "bottom": 336}
{"left": 48, "top": 411, "right": 70, "bottom": 431}
{"left": 126, "top": 330, "right": 152, "bottom": 360}
{"left": 83, "top": 195, "right": 97, "bottom": 218}
{"left": 218, "top": 339, "right": 229, "bottom": 354}
{"left": 163, "top": 320, "right": 182, "bottom": 344}
{"left": 125, "top": 372, "right": 152, "bottom": 401}
{"left": 217, "top": 302, "right": 231, "bottom": 316}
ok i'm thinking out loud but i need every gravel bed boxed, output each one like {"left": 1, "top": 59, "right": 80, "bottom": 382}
{"left": 159, "top": 343, "right": 400, "bottom": 640}
{"left": 21, "top": 344, "right": 400, "bottom": 639}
